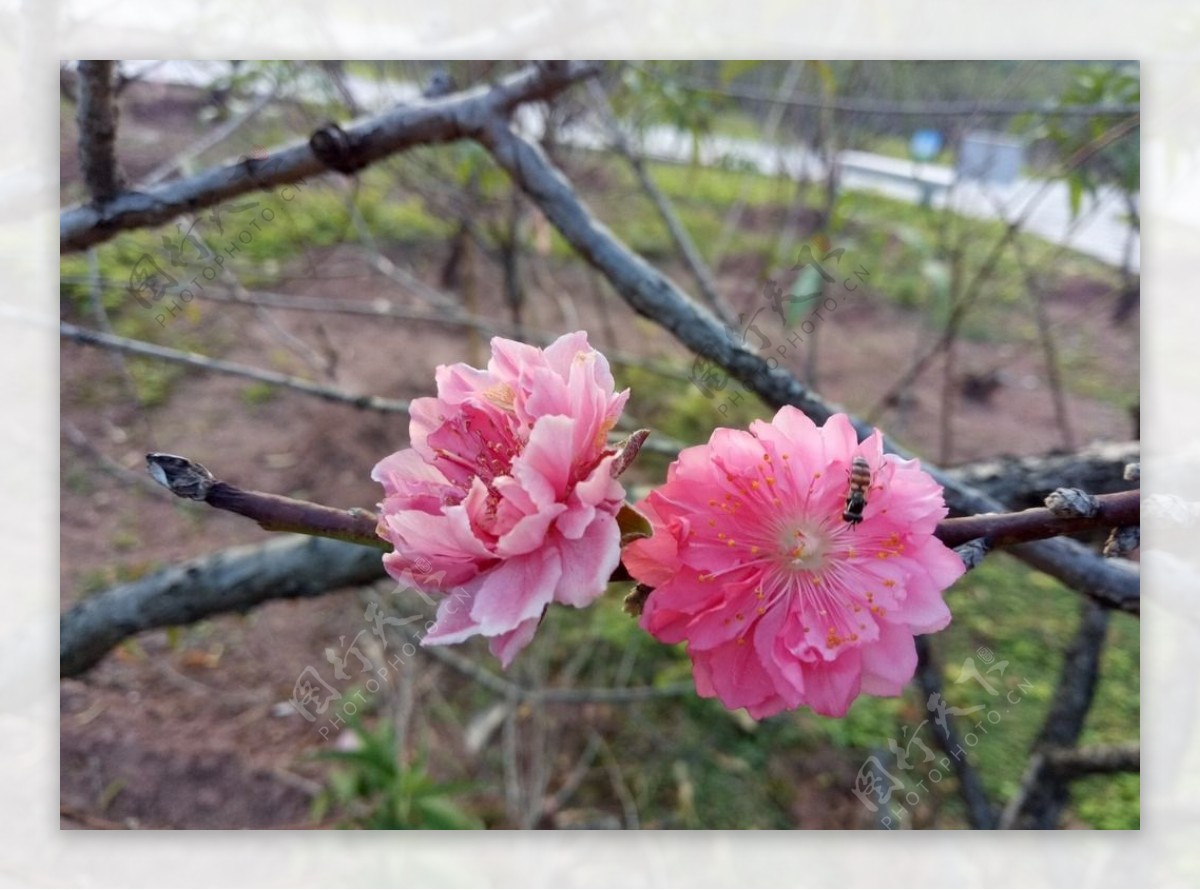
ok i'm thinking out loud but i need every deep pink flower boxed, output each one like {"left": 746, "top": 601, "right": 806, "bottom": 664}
{"left": 623, "top": 408, "right": 964, "bottom": 719}
{"left": 373, "top": 332, "right": 629, "bottom": 667}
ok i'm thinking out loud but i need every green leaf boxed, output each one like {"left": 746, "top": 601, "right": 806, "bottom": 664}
{"left": 617, "top": 502, "right": 653, "bottom": 546}
{"left": 416, "top": 796, "right": 484, "bottom": 830}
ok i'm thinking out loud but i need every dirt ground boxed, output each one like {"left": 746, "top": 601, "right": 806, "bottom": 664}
{"left": 59, "top": 80, "right": 1139, "bottom": 829}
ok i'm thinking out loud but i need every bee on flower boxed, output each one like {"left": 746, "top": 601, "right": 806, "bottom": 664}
{"left": 622, "top": 408, "right": 964, "bottom": 718}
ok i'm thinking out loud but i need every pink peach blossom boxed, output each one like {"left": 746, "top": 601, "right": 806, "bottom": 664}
{"left": 623, "top": 408, "right": 964, "bottom": 718}
{"left": 373, "top": 332, "right": 629, "bottom": 667}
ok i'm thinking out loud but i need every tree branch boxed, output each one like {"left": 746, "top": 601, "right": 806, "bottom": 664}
{"left": 657, "top": 71, "right": 1140, "bottom": 117}
{"left": 61, "top": 322, "right": 412, "bottom": 414}
{"left": 1041, "top": 742, "right": 1139, "bottom": 779}
{"left": 944, "top": 442, "right": 1140, "bottom": 510}
{"left": 75, "top": 60, "right": 123, "bottom": 205}
{"left": 61, "top": 61, "right": 601, "bottom": 253}
{"left": 61, "top": 534, "right": 386, "bottom": 677}
{"left": 934, "top": 489, "right": 1139, "bottom": 550}
{"left": 62, "top": 318, "right": 682, "bottom": 456}
{"left": 61, "top": 457, "right": 1138, "bottom": 677}
{"left": 145, "top": 452, "right": 386, "bottom": 550}
{"left": 150, "top": 445, "right": 1138, "bottom": 560}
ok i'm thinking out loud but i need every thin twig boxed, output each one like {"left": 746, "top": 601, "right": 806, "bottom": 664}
{"left": 543, "top": 735, "right": 602, "bottom": 817}
{"left": 61, "top": 420, "right": 169, "bottom": 498}
{"left": 418, "top": 644, "right": 693, "bottom": 704}
{"left": 587, "top": 78, "right": 736, "bottom": 326}
{"left": 138, "top": 89, "right": 277, "bottom": 188}
{"left": 710, "top": 61, "right": 805, "bottom": 270}
{"left": 1016, "top": 241, "right": 1077, "bottom": 451}
{"left": 60, "top": 322, "right": 412, "bottom": 414}
{"left": 344, "top": 193, "right": 460, "bottom": 311}
{"left": 593, "top": 731, "right": 640, "bottom": 829}
{"left": 145, "top": 452, "right": 385, "bottom": 550}
{"left": 85, "top": 248, "right": 156, "bottom": 447}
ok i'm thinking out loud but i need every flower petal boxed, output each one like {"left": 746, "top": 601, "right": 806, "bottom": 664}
{"left": 422, "top": 586, "right": 484, "bottom": 647}
{"left": 512, "top": 414, "right": 577, "bottom": 508}
{"left": 489, "top": 617, "right": 542, "bottom": 668}
{"left": 468, "top": 547, "right": 562, "bottom": 636}
{"left": 554, "top": 513, "right": 621, "bottom": 607}
{"left": 800, "top": 650, "right": 864, "bottom": 718}
{"left": 859, "top": 621, "right": 919, "bottom": 696}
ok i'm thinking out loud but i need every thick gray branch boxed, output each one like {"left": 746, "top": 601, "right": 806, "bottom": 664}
{"left": 75, "top": 60, "right": 123, "bottom": 205}
{"left": 944, "top": 442, "right": 1140, "bottom": 510}
{"left": 61, "top": 61, "right": 601, "bottom": 253}
{"left": 1042, "top": 742, "right": 1139, "bottom": 779}
{"left": 61, "top": 535, "right": 386, "bottom": 677}
{"left": 473, "top": 117, "right": 1139, "bottom": 614}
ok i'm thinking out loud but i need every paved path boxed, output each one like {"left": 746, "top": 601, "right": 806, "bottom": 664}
{"left": 120, "top": 61, "right": 1140, "bottom": 272}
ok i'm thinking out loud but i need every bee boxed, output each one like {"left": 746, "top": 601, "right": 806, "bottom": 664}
{"left": 842, "top": 456, "right": 872, "bottom": 527}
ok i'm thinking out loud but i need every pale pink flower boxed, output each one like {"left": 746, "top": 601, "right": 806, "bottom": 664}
{"left": 372, "top": 332, "right": 629, "bottom": 667}
{"left": 623, "top": 408, "right": 964, "bottom": 719}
